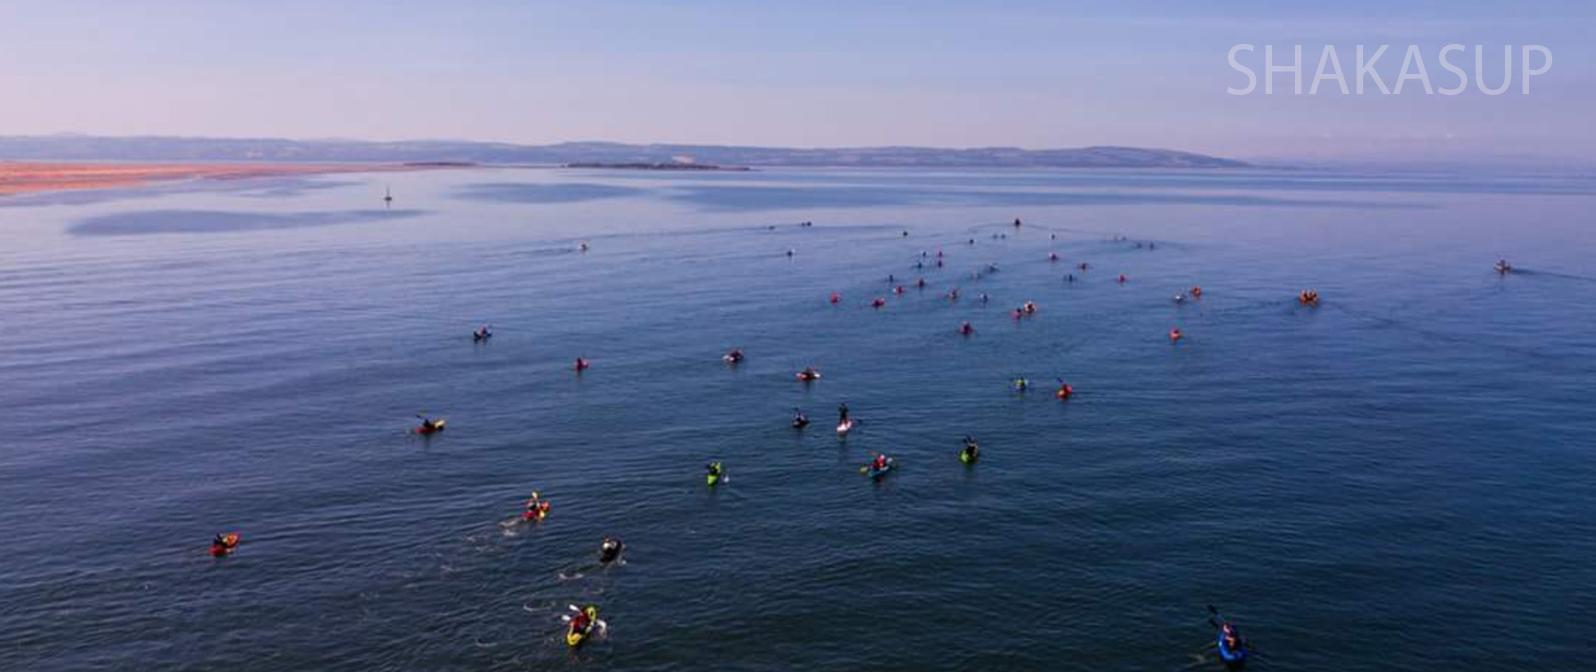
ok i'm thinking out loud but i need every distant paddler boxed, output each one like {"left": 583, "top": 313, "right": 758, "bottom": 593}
{"left": 564, "top": 604, "right": 604, "bottom": 648}
{"left": 209, "top": 532, "right": 241, "bottom": 558}
{"left": 523, "top": 491, "right": 551, "bottom": 522}
{"left": 959, "top": 436, "right": 980, "bottom": 464}
{"left": 599, "top": 537, "right": 624, "bottom": 563}
{"left": 415, "top": 414, "right": 446, "bottom": 435}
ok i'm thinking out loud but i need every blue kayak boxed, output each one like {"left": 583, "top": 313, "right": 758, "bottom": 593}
{"left": 1217, "top": 630, "right": 1247, "bottom": 667}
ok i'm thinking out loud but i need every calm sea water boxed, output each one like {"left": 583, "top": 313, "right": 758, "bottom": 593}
{"left": 2, "top": 166, "right": 1593, "bottom": 671}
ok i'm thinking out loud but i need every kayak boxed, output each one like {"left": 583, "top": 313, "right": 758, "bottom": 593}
{"left": 959, "top": 449, "right": 978, "bottom": 464}
{"left": 836, "top": 419, "right": 856, "bottom": 435}
{"left": 416, "top": 420, "right": 446, "bottom": 435}
{"left": 865, "top": 458, "right": 895, "bottom": 480}
{"left": 1217, "top": 631, "right": 1248, "bottom": 667}
{"left": 707, "top": 471, "right": 723, "bottom": 487}
{"left": 210, "top": 533, "right": 240, "bottom": 557}
{"left": 521, "top": 502, "right": 550, "bottom": 522}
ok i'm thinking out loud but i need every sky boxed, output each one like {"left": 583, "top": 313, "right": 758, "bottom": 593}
{"left": 0, "top": 0, "right": 1591, "bottom": 163}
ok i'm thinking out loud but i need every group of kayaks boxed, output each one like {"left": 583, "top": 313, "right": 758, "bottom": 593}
{"left": 375, "top": 222, "right": 1322, "bottom": 657}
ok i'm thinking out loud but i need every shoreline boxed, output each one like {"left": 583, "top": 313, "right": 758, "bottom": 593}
{"left": 0, "top": 161, "right": 459, "bottom": 197}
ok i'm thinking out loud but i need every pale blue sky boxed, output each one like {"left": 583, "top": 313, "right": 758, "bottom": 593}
{"left": 0, "top": 1, "right": 1590, "bottom": 161}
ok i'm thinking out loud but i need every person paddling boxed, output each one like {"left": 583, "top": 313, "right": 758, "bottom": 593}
{"left": 599, "top": 537, "right": 624, "bottom": 563}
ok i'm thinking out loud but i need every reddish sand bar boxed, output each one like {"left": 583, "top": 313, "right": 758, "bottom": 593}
{"left": 0, "top": 162, "right": 448, "bottom": 197}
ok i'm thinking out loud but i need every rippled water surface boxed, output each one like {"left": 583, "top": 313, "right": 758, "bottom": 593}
{"left": 2, "top": 167, "right": 1593, "bottom": 671}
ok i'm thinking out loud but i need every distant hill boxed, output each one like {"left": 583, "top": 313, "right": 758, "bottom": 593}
{"left": 0, "top": 135, "right": 1248, "bottom": 169}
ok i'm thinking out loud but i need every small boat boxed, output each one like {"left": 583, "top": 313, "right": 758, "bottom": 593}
{"left": 209, "top": 532, "right": 241, "bottom": 557}
{"left": 864, "top": 457, "right": 895, "bottom": 480}
{"left": 521, "top": 501, "right": 550, "bottom": 522}
{"left": 1495, "top": 259, "right": 1513, "bottom": 274}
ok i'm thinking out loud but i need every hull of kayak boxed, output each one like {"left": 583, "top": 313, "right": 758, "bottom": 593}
{"left": 959, "top": 452, "right": 977, "bottom": 464}
{"left": 707, "top": 474, "right": 720, "bottom": 487}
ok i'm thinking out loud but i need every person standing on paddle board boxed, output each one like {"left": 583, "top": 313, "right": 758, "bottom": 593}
{"left": 837, "top": 403, "right": 850, "bottom": 425}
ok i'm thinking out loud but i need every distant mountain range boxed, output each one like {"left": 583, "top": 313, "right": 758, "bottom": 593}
{"left": 0, "top": 135, "right": 1248, "bottom": 169}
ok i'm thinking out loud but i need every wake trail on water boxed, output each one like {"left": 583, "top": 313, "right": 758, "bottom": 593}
{"left": 1510, "top": 268, "right": 1596, "bottom": 284}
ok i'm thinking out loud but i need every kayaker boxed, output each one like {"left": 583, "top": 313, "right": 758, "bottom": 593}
{"left": 525, "top": 491, "right": 549, "bottom": 519}
{"left": 599, "top": 537, "right": 624, "bottom": 563}
{"left": 959, "top": 321, "right": 974, "bottom": 335}
{"left": 1066, "top": 274, "right": 1076, "bottom": 283}
{"left": 1056, "top": 381, "right": 1074, "bottom": 400}
{"left": 575, "top": 357, "right": 590, "bottom": 371}
{"left": 792, "top": 408, "right": 810, "bottom": 428}
{"left": 569, "top": 605, "right": 596, "bottom": 634}
{"left": 473, "top": 325, "right": 491, "bottom": 340}
{"left": 798, "top": 367, "right": 820, "bottom": 381}
{"left": 1012, "top": 378, "right": 1029, "bottom": 391}
{"left": 961, "top": 436, "right": 980, "bottom": 461}
{"left": 979, "top": 293, "right": 990, "bottom": 304}
{"left": 872, "top": 453, "right": 889, "bottom": 470}
{"left": 210, "top": 533, "right": 237, "bottom": 557}
{"left": 706, "top": 462, "right": 724, "bottom": 480}
{"left": 724, "top": 348, "right": 744, "bottom": 364}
